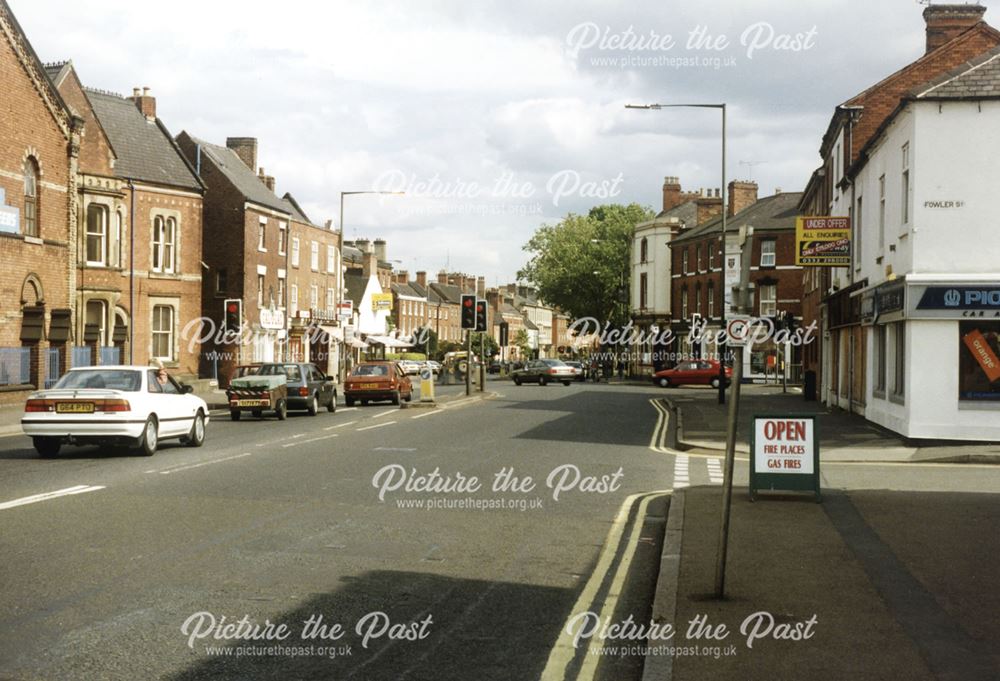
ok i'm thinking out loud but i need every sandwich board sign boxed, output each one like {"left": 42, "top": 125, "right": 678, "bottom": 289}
{"left": 749, "top": 415, "right": 821, "bottom": 502}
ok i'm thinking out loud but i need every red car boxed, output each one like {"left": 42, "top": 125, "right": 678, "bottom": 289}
{"left": 653, "top": 360, "right": 732, "bottom": 388}
{"left": 344, "top": 361, "right": 413, "bottom": 406}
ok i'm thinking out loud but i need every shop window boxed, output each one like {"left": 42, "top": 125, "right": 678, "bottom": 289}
{"left": 959, "top": 321, "right": 1000, "bottom": 402}
{"left": 874, "top": 325, "right": 887, "bottom": 396}
{"left": 891, "top": 322, "right": 905, "bottom": 401}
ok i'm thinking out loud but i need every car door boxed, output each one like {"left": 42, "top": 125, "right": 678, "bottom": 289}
{"left": 159, "top": 373, "right": 193, "bottom": 436}
{"left": 145, "top": 370, "right": 176, "bottom": 435}
{"left": 310, "top": 365, "right": 333, "bottom": 405}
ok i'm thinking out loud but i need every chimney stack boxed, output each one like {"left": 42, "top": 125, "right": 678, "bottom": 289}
{"left": 695, "top": 191, "right": 723, "bottom": 226}
{"left": 727, "top": 180, "right": 758, "bottom": 217}
{"left": 477, "top": 276, "right": 486, "bottom": 298}
{"left": 924, "top": 4, "right": 987, "bottom": 54}
{"left": 397, "top": 270, "right": 409, "bottom": 284}
{"left": 226, "top": 137, "right": 258, "bottom": 172}
{"left": 662, "top": 176, "right": 682, "bottom": 213}
{"left": 373, "top": 238, "right": 387, "bottom": 263}
{"left": 416, "top": 271, "right": 427, "bottom": 288}
{"left": 131, "top": 86, "right": 156, "bottom": 120}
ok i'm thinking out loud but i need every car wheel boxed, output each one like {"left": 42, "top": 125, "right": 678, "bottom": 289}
{"left": 326, "top": 393, "right": 337, "bottom": 413}
{"left": 710, "top": 378, "right": 721, "bottom": 389}
{"left": 361, "top": 399, "right": 369, "bottom": 406}
{"left": 307, "top": 394, "right": 319, "bottom": 416}
{"left": 185, "top": 411, "right": 206, "bottom": 447}
{"left": 33, "top": 437, "right": 61, "bottom": 458}
{"left": 230, "top": 409, "right": 241, "bottom": 422}
{"left": 276, "top": 399, "right": 288, "bottom": 420}
{"left": 513, "top": 377, "right": 522, "bottom": 386}
{"left": 345, "top": 396, "right": 355, "bottom": 407}
{"left": 658, "top": 377, "right": 670, "bottom": 388}
{"left": 404, "top": 390, "right": 412, "bottom": 403}
{"left": 562, "top": 381, "right": 571, "bottom": 386}
{"left": 391, "top": 389, "right": 401, "bottom": 405}
{"left": 539, "top": 376, "right": 548, "bottom": 386}
{"left": 135, "top": 416, "right": 158, "bottom": 457}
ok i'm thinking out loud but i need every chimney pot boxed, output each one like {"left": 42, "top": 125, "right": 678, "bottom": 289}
{"left": 923, "top": 3, "right": 987, "bottom": 54}
{"left": 133, "top": 87, "right": 141, "bottom": 97}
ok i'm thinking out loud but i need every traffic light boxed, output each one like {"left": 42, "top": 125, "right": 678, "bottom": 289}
{"left": 461, "top": 294, "right": 476, "bottom": 330}
{"left": 223, "top": 299, "right": 242, "bottom": 337}
{"left": 499, "top": 321, "right": 510, "bottom": 346}
{"left": 475, "top": 299, "right": 488, "bottom": 332}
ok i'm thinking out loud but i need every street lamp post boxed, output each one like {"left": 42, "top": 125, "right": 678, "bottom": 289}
{"left": 625, "top": 103, "right": 727, "bottom": 405}
{"left": 338, "top": 190, "right": 404, "bottom": 383}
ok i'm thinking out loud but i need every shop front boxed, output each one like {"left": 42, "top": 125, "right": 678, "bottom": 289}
{"left": 865, "top": 279, "right": 1000, "bottom": 441}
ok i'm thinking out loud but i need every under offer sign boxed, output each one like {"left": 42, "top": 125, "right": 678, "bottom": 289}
{"left": 750, "top": 415, "right": 820, "bottom": 501}
{"left": 795, "top": 216, "right": 851, "bottom": 267}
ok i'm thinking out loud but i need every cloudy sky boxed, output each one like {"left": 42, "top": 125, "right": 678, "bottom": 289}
{"left": 13, "top": 0, "right": 996, "bottom": 284}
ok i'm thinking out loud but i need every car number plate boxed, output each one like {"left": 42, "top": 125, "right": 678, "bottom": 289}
{"left": 237, "top": 399, "right": 269, "bottom": 407}
{"left": 359, "top": 383, "right": 380, "bottom": 390}
{"left": 56, "top": 402, "right": 94, "bottom": 414}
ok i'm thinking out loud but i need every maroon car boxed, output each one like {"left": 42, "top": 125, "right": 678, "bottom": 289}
{"left": 653, "top": 360, "right": 732, "bottom": 388}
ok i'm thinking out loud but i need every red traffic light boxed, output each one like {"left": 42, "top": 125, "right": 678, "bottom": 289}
{"left": 464, "top": 299, "right": 473, "bottom": 307}
{"left": 227, "top": 303, "right": 238, "bottom": 313}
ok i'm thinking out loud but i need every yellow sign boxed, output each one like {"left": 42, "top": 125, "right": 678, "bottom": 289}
{"left": 371, "top": 293, "right": 393, "bottom": 312}
{"left": 795, "top": 216, "right": 851, "bottom": 267}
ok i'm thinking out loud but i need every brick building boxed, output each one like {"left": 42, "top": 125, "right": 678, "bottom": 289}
{"left": 670, "top": 188, "right": 804, "bottom": 381}
{"left": 46, "top": 65, "right": 205, "bottom": 378}
{"left": 799, "top": 3, "right": 1000, "bottom": 411}
{"left": 390, "top": 271, "right": 429, "bottom": 341}
{"left": 0, "top": 0, "right": 80, "bottom": 402}
{"left": 175, "top": 133, "right": 293, "bottom": 385}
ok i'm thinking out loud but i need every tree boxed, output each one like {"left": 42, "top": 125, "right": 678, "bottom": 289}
{"left": 518, "top": 203, "right": 654, "bottom": 325}
{"left": 470, "top": 332, "right": 500, "bottom": 362}
{"left": 512, "top": 328, "right": 532, "bottom": 360}
{"left": 412, "top": 326, "right": 438, "bottom": 357}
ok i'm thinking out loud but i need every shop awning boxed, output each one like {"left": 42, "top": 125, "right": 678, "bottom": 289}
{"left": 319, "top": 325, "right": 344, "bottom": 341}
{"left": 366, "top": 335, "right": 413, "bottom": 349}
{"left": 349, "top": 337, "right": 369, "bottom": 349}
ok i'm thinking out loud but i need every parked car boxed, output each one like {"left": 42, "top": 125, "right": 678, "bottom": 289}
{"left": 344, "top": 361, "right": 413, "bottom": 406}
{"left": 424, "top": 360, "right": 442, "bottom": 375}
{"left": 652, "top": 360, "right": 732, "bottom": 388}
{"left": 21, "top": 366, "right": 209, "bottom": 457}
{"left": 255, "top": 363, "right": 337, "bottom": 415}
{"left": 398, "top": 360, "right": 422, "bottom": 376}
{"left": 234, "top": 364, "right": 261, "bottom": 379}
{"left": 511, "top": 359, "right": 576, "bottom": 386}
{"left": 563, "top": 361, "right": 586, "bottom": 382}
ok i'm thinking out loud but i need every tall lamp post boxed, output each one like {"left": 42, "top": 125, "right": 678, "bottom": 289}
{"left": 338, "top": 190, "right": 404, "bottom": 382}
{"left": 625, "top": 102, "right": 727, "bottom": 406}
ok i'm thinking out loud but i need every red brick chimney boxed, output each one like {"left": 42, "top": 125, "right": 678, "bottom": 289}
{"left": 131, "top": 87, "right": 156, "bottom": 120}
{"left": 397, "top": 270, "right": 409, "bottom": 284}
{"left": 924, "top": 3, "right": 987, "bottom": 54}
{"left": 257, "top": 168, "right": 275, "bottom": 193}
{"left": 695, "top": 188, "right": 723, "bottom": 226}
{"left": 662, "top": 176, "right": 682, "bottom": 212}
{"left": 416, "top": 271, "right": 427, "bottom": 288}
{"left": 727, "top": 180, "right": 758, "bottom": 217}
{"left": 437, "top": 271, "right": 448, "bottom": 285}
{"left": 227, "top": 137, "right": 258, "bottom": 172}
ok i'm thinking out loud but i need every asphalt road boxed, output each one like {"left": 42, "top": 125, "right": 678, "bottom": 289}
{"left": 1, "top": 382, "right": 997, "bottom": 680}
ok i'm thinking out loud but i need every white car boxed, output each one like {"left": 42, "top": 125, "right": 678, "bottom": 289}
{"left": 398, "top": 360, "right": 422, "bottom": 376}
{"left": 21, "top": 366, "right": 209, "bottom": 458}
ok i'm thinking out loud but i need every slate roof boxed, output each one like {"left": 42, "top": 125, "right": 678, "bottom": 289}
{"left": 429, "top": 282, "right": 463, "bottom": 305}
{"left": 655, "top": 198, "right": 699, "bottom": 225}
{"left": 187, "top": 135, "right": 288, "bottom": 213}
{"left": 523, "top": 318, "right": 539, "bottom": 331}
{"left": 282, "top": 193, "right": 313, "bottom": 225}
{"left": 671, "top": 192, "right": 803, "bottom": 244}
{"left": 499, "top": 303, "right": 521, "bottom": 316}
{"left": 86, "top": 90, "right": 201, "bottom": 191}
{"left": 343, "top": 245, "right": 363, "bottom": 264}
{"left": 391, "top": 282, "right": 425, "bottom": 299}
{"left": 344, "top": 274, "right": 369, "bottom": 306}
{"left": 43, "top": 61, "right": 70, "bottom": 86}
{"left": 912, "top": 44, "right": 1000, "bottom": 99}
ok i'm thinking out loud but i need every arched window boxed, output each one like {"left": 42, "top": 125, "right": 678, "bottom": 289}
{"left": 23, "top": 158, "right": 39, "bottom": 237}
{"left": 640, "top": 237, "right": 648, "bottom": 263}
{"left": 152, "top": 215, "right": 176, "bottom": 273}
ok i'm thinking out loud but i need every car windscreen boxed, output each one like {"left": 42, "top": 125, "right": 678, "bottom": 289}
{"left": 54, "top": 370, "right": 142, "bottom": 391}
{"left": 352, "top": 365, "right": 390, "bottom": 377}
{"left": 259, "top": 364, "right": 303, "bottom": 381}
{"left": 542, "top": 360, "right": 567, "bottom": 367}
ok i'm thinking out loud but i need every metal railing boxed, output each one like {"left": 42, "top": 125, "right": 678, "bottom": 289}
{"left": 100, "top": 346, "right": 121, "bottom": 366}
{"left": 44, "top": 347, "right": 61, "bottom": 388}
{"left": 0, "top": 347, "right": 31, "bottom": 386}
{"left": 72, "top": 346, "right": 92, "bottom": 368}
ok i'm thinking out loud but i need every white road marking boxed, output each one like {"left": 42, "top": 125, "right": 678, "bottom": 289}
{"left": 290, "top": 433, "right": 306, "bottom": 439}
{"left": 541, "top": 490, "right": 671, "bottom": 680}
{"left": 411, "top": 409, "right": 444, "bottom": 419}
{"left": 284, "top": 434, "right": 339, "bottom": 447}
{"left": 325, "top": 421, "right": 358, "bottom": 430}
{"left": 0, "top": 485, "right": 105, "bottom": 510}
{"left": 156, "top": 452, "right": 252, "bottom": 475}
{"left": 339, "top": 407, "right": 359, "bottom": 412}
{"left": 708, "top": 458, "right": 724, "bottom": 484}
{"left": 673, "top": 455, "right": 690, "bottom": 489}
{"left": 357, "top": 421, "right": 396, "bottom": 432}
{"left": 371, "top": 409, "right": 398, "bottom": 419}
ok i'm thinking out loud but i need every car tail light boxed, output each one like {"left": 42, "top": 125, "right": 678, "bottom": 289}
{"left": 549, "top": 369, "right": 558, "bottom": 375}
{"left": 96, "top": 399, "right": 131, "bottom": 412}
{"left": 299, "top": 387, "right": 309, "bottom": 396}
{"left": 25, "top": 399, "right": 55, "bottom": 412}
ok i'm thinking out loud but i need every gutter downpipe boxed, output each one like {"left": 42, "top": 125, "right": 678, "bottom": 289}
{"left": 128, "top": 178, "right": 136, "bottom": 364}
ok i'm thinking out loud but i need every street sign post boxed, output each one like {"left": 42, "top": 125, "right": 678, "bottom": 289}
{"left": 749, "top": 415, "right": 821, "bottom": 502}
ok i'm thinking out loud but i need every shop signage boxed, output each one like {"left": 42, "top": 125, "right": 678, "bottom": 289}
{"left": 259, "top": 307, "right": 285, "bottom": 330}
{"left": 963, "top": 329, "right": 1000, "bottom": 383}
{"left": 371, "top": 293, "right": 393, "bottom": 312}
{"left": 0, "top": 186, "right": 19, "bottom": 234}
{"left": 749, "top": 415, "right": 821, "bottom": 502}
{"left": 910, "top": 285, "right": 1000, "bottom": 319}
{"left": 338, "top": 301, "right": 353, "bottom": 319}
{"left": 795, "top": 216, "right": 851, "bottom": 267}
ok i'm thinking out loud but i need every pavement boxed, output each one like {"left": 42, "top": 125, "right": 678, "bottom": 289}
{"left": 662, "top": 385, "right": 1000, "bottom": 464}
{"left": 644, "top": 486, "right": 1000, "bottom": 681}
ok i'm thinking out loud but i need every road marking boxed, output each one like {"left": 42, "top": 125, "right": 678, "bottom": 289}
{"left": 411, "top": 409, "right": 444, "bottom": 420}
{"left": 285, "top": 434, "right": 339, "bottom": 447}
{"left": 541, "top": 489, "right": 671, "bottom": 680}
{"left": 357, "top": 421, "right": 396, "bottom": 432}
{"left": 0, "top": 485, "right": 106, "bottom": 510}
{"left": 577, "top": 492, "right": 665, "bottom": 679}
{"left": 371, "top": 409, "right": 398, "bottom": 419}
{"left": 708, "top": 457, "right": 724, "bottom": 484}
{"left": 673, "top": 455, "right": 690, "bottom": 489}
{"left": 339, "top": 407, "right": 359, "bottom": 412}
{"left": 156, "top": 452, "right": 252, "bottom": 475}
{"left": 325, "top": 421, "right": 357, "bottom": 430}
{"left": 374, "top": 447, "right": 416, "bottom": 452}
{"left": 290, "top": 433, "right": 306, "bottom": 439}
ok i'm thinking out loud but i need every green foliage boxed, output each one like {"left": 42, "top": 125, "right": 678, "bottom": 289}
{"left": 411, "top": 326, "right": 438, "bottom": 357}
{"left": 518, "top": 203, "right": 654, "bottom": 325}
{"left": 470, "top": 332, "right": 500, "bottom": 361}
{"left": 385, "top": 352, "right": 428, "bottom": 361}
{"left": 435, "top": 341, "right": 463, "bottom": 360}
{"left": 512, "top": 328, "right": 532, "bottom": 358}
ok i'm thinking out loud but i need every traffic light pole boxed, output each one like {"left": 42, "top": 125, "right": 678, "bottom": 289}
{"left": 479, "top": 333, "right": 485, "bottom": 392}
{"left": 465, "top": 331, "right": 472, "bottom": 396}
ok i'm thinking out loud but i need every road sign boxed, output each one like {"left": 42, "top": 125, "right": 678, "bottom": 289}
{"left": 726, "top": 315, "right": 752, "bottom": 347}
{"left": 795, "top": 216, "right": 851, "bottom": 267}
{"left": 749, "top": 415, "right": 821, "bottom": 502}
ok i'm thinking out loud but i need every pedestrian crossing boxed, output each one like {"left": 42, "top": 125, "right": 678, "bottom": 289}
{"left": 672, "top": 455, "right": 725, "bottom": 488}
